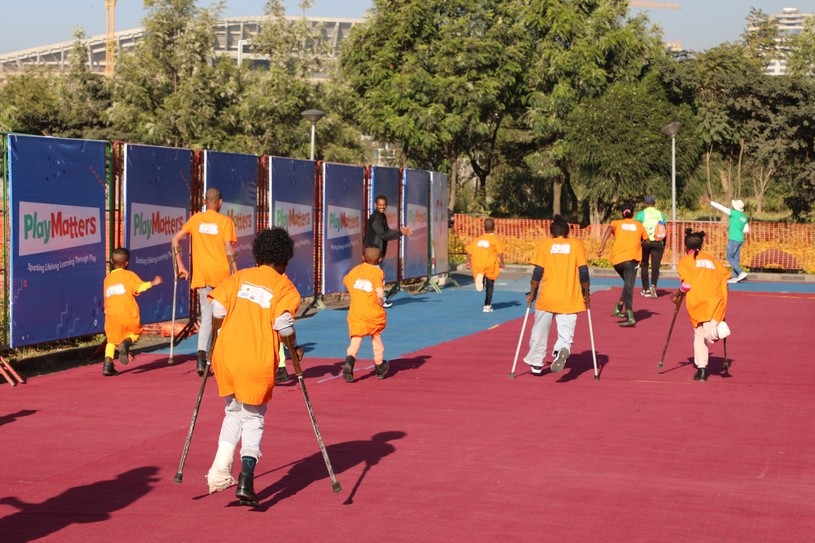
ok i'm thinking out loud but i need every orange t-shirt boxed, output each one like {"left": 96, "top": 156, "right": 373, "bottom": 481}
{"left": 103, "top": 268, "right": 151, "bottom": 344}
{"left": 678, "top": 251, "right": 730, "bottom": 328}
{"left": 209, "top": 266, "right": 301, "bottom": 405}
{"left": 182, "top": 209, "right": 237, "bottom": 289}
{"left": 466, "top": 233, "right": 505, "bottom": 280}
{"left": 609, "top": 219, "right": 648, "bottom": 265}
{"left": 531, "top": 237, "right": 587, "bottom": 314}
{"left": 343, "top": 262, "right": 387, "bottom": 337}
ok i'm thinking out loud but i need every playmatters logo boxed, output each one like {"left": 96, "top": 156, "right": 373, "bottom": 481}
{"left": 223, "top": 202, "right": 255, "bottom": 237}
{"left": 130, "top": 202, "right": 186, "bottom": 250}
{"left": 326, "top": 205, "right": 361, "bottom": 240}
{"left": 19, "top": 202, "right": 100, "bottom": 256}
{"left": 274, "top": 201, "right": 312, "bottom": 236}
{"left": 407, "top": 203, "right": 428, "bottom": 231}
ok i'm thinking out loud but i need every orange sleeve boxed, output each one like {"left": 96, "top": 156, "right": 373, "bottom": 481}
{"left": 209, "top": 273, "right": 236, "bottom": 309}
{"left": 182, "top": 214, "right": 196, "bottom": 235}
{"left": 343, "top": 271, "right": 353, "bottom": 292}
{"left": 465, "top": 239, "right": 476, "bottom": 254}
{"left": 224, "top": 215, "right": 237, "bottom": 243}
{"left": 273, "top": 279, "right": 301, "bottom": 320}
{"left": 496, "top": 236, "right": 505, "bottom": 255}
{"left": 373, "top": 267, "right": 385, "bottom": 291}
{"left": 530, "top": 241, "right": 546, "bottom": 268}
{"left": 575, "top": 240, "right": 588, "bottom": 267}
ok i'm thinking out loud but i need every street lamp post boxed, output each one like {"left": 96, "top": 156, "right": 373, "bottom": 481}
{"left": 301, "top": 109, "right": 326, "bottom": 161}
{"left": 661, "top": 122, "right": 682, "bottom": 268}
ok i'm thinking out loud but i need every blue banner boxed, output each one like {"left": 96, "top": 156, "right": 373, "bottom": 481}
{"left": 269, "top": 157, "right": 316, "bottom": 296}
{"left": 431, "top": 172, "right": 449, "bottom": 275}
{"left": 402, "top": 169, "right": 430, "bottom": 280}
{"left": 204, "top": 151, "right": 258, "bottom": 271}
{"left": 8, "top": 135, "right": 107, "bottom": 347}
{"left": 322, "top": 162, "right": 364, "bottom": 295}
{"left": 369, "top": 166, "right": 400, "bottom": 283}
{"left": 123, "top": 144, "right": 191, "bottom": 324}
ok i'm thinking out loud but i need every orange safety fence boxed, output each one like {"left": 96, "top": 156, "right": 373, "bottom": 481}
{"left": 451, "top": 214, "right": 815, "bottom": 274}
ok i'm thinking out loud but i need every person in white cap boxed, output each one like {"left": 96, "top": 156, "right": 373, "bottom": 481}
{"left": 701, "top": 197, "right": 750, "bottom": 283}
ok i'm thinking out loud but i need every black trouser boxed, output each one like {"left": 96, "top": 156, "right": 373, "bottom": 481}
{"left": 484, "top": 277, "right": 495, "bottom": 306}
{"left": 640, "top": 241, "right": 665, "bottom": 290}
{"left": 613, "top": 260, "right": 638, "bottom": 312}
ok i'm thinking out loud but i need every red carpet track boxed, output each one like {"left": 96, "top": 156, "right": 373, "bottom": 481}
{"left": 1, "top": 289, "right": 813, "bottom": 542}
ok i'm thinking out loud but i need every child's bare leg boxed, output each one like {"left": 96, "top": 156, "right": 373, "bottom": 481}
{"left": 693, "top": 325, "right": 709, "bottom": 368}
{"left": 372, "top": 335, "right": 389, "bottom": 379}
{"left": 372, "top": 335, "right": 385, "bottom": 365}
{"left": 347, "top": 337, "right": 362, "bottom": 358}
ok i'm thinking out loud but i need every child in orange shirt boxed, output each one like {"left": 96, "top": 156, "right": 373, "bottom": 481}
{"left": 597, "top": 204, "right": 648, "bottom": 327}
{"left": 102, "top": 248, "right": 163, "bottom": 376}
{"left": 342, "top": 246, "right": 389, "bottom": 382}
{"left": 670, "top": 229, "right": 731, "bottom": 382}
{"left": 465, "top": 218, "right": 505, "bottom": 312}
{"left": 205, "top": 227, "right": 303, "bottom": 506}
{"left": 524, "top": 215, "right": 590, "bottom": 375}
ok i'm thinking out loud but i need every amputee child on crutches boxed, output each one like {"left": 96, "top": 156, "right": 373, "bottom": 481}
{"left": 523, "top": 215, "right": 590, "bottom": 376}
{"left": 669, "top": 229, "right": 731, "bottom": 382}
{"left": 204, "top": 227, "right": 303, "bottom": 506}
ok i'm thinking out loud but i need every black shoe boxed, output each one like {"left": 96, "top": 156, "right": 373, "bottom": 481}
{"left": 197, "top": 354, "right": 208, "bottom": 377}
{"left": 342, "top": 356, "right": 355, "bottom": 383}
{"left": 550, "top": 348, "right": 569, "bottom": 373}
{"left": 102, "top": 358, "right": 119, "bottom": 376}
{"left": 693, "top": 367, "right": 708, "bottom": 382}
{"left": 235, "top": 472, "right": 258, "bottom": 507}
{"left": 375, "top": 360, "right": 390, "bottom": 379}
{"left": 275, "top": 366, "right": 290, "bottom": 383}
{"left": 118, "top": 338, "right": 133, "bottom": 365}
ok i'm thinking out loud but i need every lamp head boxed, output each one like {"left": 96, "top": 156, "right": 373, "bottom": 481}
{"left": 660, "top": 122, "right": 682, "bottom": 138}
{"left": 301, "top": 109, "right": 326, "bottom": 124}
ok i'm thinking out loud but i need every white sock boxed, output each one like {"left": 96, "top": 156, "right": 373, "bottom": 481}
{"left": 206, "top": 441, "right": 236, "bottom": 493}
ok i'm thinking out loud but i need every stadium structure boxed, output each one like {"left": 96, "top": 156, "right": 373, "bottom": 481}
{"left": 0, "top": 16, "right": 363, "bottom": 82}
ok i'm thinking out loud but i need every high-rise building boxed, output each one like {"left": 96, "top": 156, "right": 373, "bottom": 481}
{"left": 762, "top": 8, "right": 812, "bottom": 75}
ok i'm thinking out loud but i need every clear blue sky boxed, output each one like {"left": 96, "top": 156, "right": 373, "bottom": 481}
{"left": 0, "top": 1, "right": 808, "bottom": 56}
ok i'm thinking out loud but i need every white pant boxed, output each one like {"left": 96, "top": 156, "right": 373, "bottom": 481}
{"left": 218, "top": 395, "right": 268, "bottom": 460}
{"left": 693, "top": 320, "right": 720, "bottom": 368}
{"left": 523, "top": 311, "right": 577, "bottom": 367}
{"left": 197, "top": 286, "right": 214, "bottom": 353}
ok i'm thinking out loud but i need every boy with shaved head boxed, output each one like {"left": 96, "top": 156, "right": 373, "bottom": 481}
{"left": 172, "top": 187, "right": 238, "bottom": 376}
{"left": 341, "top": 246, "right": 389, "bottom": 382}
{"left": 102, "top": 248, "right": 163, "bottom": 376}
{"left": 465, "top": 218, "right": 505, "bottom": 312}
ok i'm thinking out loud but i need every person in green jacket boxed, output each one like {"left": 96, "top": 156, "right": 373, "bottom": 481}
{"left": 702, "top": 197, "right": 750, "bottom": 283}
{"left": 635, "top": 196, "right": 666, "bottom": 299}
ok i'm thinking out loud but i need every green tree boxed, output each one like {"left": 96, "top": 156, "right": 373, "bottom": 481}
{"left": 523, "top": 0, "right": 659, "bottom": 218}
{"left": 787, "top": 16, "right": 815, "bottom": 76}
{"left": 0, "top": 67, "right": 60, "bottom": 136}
{"left": 564, "top": 74, "right": 697, "bottom": 223}
{"left": 340, "top": 0, "right": 530, "bottom": 211}
{"left": 106, "top": 0, "right": 226, "bottom": 147}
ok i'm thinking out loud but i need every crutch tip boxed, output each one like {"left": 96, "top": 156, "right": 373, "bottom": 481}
{"left": 173, "top": 473, "right": 183, "bottom": 484}
{"left": 332, "top": 481, "right": 342, "bottom": 493}
{"left": 594, "top": 375, "right": 600, "bottom": 380}
{"left": 168, "top": 357, "right": 175, "bottom": 366}
{"left": 509, "top": 373, "right": 515, "bottom": 379}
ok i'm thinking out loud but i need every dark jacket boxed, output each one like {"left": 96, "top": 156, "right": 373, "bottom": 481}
{"left": 365, "top": 210, "right": 401, "bottom": 258}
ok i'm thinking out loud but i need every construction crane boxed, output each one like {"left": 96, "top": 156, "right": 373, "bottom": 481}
{"left": 105, "top": 0, "right": 116, "bottom": 75}
{"left": 629, "top": 1, "right": 681, "bottom": 8}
